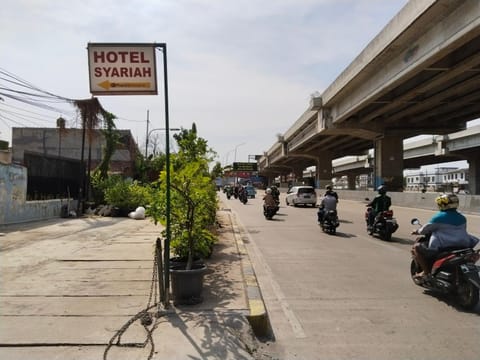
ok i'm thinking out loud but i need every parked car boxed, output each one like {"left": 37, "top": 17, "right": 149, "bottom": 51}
{"left": 285, "top": 186, "right": 317, "bottom": 207}
{"left": 245, "top": 185, "right": 257, "bottom": 198}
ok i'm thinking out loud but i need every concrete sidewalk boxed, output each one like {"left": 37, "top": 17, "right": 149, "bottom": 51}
{"left": 0, "top": 206, "right": 272, "bottom": 359}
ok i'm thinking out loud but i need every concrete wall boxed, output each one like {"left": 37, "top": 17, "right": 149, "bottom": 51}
{"left": 0, "top": 150, "right": 11, "bottom": 164}
{"left": 335, "top": 190, "right": 480, "bottom": 215}
{"left": 0, "top": 163, "right": 76, "bottom": 225}
{"left": 12, "top": 127, "right": 137, "bottom": 176}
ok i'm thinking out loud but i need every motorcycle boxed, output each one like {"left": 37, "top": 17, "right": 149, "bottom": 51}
{"left": 365, "top": 206, "right": 398, "bottom": 241}
{"left": 410, "top": 218, "right": 480, "bottom": 310}
{"left": 239, "top": 191, "right": 248, "bottom": 204}
{"left": 263, "top": 205, "right": 277, "bottom": 220}
{"left": 226, "top": 187, "right": 233, "bottom": 200}
{"left": 320, "top": 209, "right": 339, "bottom": 235}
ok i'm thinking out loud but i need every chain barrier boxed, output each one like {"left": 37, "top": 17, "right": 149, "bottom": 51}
{"left": 103, "top": 238, "right": 165, "bottom": 360}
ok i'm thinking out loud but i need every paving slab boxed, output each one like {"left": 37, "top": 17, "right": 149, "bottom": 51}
{"left": 0, "top": 209, "right": 262, "bottom": 359}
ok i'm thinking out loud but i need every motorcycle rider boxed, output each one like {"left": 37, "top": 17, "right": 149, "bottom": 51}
{"left": 317, "top": 191, "right": 338, "bottom": 225}
{"left": 324, "top": 184, "right": 338, "bottom": 201}
{"left": 412, "top": 193, "right": 479, "bottom": 280}
{"left": 270, "top": 185, "right": 280, "bottom": 203}
{"left": 263, "top": 188, "right": 277, "bottom": 211}
{"left": 238, "top": 185, "right": 247, "bottom": 202}
{"left": 366, "top": 185, "right": 391, "bottom": 233}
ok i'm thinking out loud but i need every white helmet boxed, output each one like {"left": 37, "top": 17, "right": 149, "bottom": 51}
{"left": 266, "top": 188, "right": 272, "bottom": 194}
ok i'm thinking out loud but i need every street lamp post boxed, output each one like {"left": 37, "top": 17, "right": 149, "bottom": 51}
{"left": 233, "top": 142, "right": 246, "bottom": 185}
{"left": 224, "top": 149, "right": 234, "bottom": 167}
{"left": 145, "top": 127, "right": 180, "bottom": 157}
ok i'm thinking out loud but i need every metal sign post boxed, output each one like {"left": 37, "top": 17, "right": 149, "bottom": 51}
{"left": 158, "top": 44, "right": 171, "bottom": 308}
{"left": 87, "top": 42, "right": 171, "bottom": 308}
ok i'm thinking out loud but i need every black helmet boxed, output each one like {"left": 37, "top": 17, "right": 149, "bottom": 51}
{"left": 325, "top": 184, "right": 332, "bottom": 191}
{"left": 377, "top": 185, "right": 386, "bottom": 194}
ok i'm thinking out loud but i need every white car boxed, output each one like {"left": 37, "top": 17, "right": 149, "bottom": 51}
{"left": 285, "top": 186, "right": 317, "bottom": 207}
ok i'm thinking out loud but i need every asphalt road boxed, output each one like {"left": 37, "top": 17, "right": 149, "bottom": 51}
{"left": 221, "top": 191, "right": 480, "bottom": 360}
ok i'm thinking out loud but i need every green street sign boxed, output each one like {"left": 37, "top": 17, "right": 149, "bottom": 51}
{"left": 233, "top": 162, "right": 258, "bottom": 171}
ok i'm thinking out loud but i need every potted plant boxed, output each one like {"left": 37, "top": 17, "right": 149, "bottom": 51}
{"left": 148, "top": 125, "right": 218, "bottom": 305}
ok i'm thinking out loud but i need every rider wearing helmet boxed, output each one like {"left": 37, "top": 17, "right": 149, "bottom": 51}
{"left": 324, "top": 184, "right": 338, "bottom": 201}
{"left": 317, "top": 185, "right": 338, "bottom": 224}
{"left": 412, "top": 193, "right": 478, "bottom": 279}
{"left": 270, "top": 185, "right": 280, "bottom": 202}
{"left": 367, "top": 185, "right": 392, "bottom": 231}
{"left": 263, "top": 187, "right": 277, "bottom": 209}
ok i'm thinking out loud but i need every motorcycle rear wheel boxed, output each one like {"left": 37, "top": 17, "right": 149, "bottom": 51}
{"left": 456, "top": 280, "right": 479, "bottom": 310}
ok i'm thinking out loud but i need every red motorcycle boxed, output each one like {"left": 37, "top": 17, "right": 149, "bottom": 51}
{"left": 410, "top": 218, "right": 480, "bottom": 310}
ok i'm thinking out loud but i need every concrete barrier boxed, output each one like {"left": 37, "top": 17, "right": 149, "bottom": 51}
{"left": 335, "top": 190, "right": 480, "bottom": 214}
{"left": 278, "top": 187, "right": 479, "bottom": 214}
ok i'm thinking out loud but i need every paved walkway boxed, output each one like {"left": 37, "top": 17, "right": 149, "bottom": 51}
{"left": 0, "top": 206, "right": 272, "bottom": 359}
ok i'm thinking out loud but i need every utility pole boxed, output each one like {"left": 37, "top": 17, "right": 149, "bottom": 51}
{"left": 145, "top": 110, "right": 150, "bottom": 157}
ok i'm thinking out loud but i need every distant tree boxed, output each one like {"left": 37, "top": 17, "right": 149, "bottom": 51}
{"left": 210, "top": 161, "right": 223, "bottom": 180}
{"left": 173, "top": 123, "right": 216, "bottom": 165}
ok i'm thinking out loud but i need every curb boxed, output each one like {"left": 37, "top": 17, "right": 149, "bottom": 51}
{"left": 227, "top": 211, "right": 272, "bottom": 339}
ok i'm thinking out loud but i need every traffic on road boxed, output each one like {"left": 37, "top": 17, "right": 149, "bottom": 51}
{"left": 221, "top": 188, "right": 480, "bottom": 360}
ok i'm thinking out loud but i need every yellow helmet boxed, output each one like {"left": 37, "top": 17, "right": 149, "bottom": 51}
{"left": 435, "top": 193, "right": 459, "bottom": 210}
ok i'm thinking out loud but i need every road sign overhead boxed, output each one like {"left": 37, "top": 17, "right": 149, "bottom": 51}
{"left": 87, "top": 43, "right": 158, "bottom": 95}
{"left": 233, "top": 162, "right": 258, "bottom": 171}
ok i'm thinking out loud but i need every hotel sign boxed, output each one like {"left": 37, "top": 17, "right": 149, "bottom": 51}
{"left": 88, "top": 43, "right": 158, "bottom": 95}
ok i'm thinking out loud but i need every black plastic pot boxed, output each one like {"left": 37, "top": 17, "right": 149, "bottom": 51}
{"left": 170, "top": 263, "right": 207, "bottom": 305}
{"left": 169, "top": 257, "right": 204, "bottom": 268}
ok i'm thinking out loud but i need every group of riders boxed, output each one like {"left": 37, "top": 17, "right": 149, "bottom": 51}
{"left": 224, "top": 183, "right": 249, "bottom": 201}
{"left": 255, "top": 183, "right": 477, "bottom": 281}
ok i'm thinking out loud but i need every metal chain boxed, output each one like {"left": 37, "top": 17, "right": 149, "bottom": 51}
{"left": 147, "top": 241, "right": 159, "bottom": 309}
{"left": 103, "top": 240, "right": 162, "bottom": 360}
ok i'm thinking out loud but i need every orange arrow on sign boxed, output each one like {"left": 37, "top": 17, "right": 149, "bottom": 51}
{"left": 98, "top": 80, "right": 151, "bottom": 90}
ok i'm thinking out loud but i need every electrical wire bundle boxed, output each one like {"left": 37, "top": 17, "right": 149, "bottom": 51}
{"left": 0, "top": 67, "right": 77, "bottom": 136}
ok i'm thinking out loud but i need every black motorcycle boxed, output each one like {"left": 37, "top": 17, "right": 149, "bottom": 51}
{"left": 410, "top": 218, "right": 480, "bottom": 310}
{"left": 224, "top": 186, "right": 233, "bottom": 199}
{"left": 263, "top": 205, "right": 276, "bottom": 220}
{"left": 239, "top": 191, "right": 248, "bottom": 204}
{"left": 320, "top": 209, "right": 339, "bottom": 235}
{"left": 365, "top": 207, "right": 398, "bottom": 241}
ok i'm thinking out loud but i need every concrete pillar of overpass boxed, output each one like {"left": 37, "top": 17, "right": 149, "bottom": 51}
{"left": 467, "top": 156, "right": 479, "bottom": 195}
{"left": 292, "top": 166, "right": 304, "bottom": 184}
{"left": 374, "top": 135, "right": 404, "bottom": 192}
{"left": 315, "top": 154, "right": 333, "bottom": 189}
{"left": 268, "top": 174, "right": 277, "bottom": 186}
{"left": 347, "top": 174, "right": 356, "bottom": 190}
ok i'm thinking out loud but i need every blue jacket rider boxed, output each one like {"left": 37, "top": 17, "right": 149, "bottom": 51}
{"left": 412, "top": 193, "right": 479, "bottom": 279}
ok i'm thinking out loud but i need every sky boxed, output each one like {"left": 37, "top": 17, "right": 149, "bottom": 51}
{"left": 1, "top": 0, "right": 469, "bottom": 170}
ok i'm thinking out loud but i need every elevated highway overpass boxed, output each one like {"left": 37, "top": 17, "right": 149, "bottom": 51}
{"left": 259, "top": 0, "right": 480, "bottom": 194}
{"left": 331, "top": 124, "right": 480, "bottom": 174}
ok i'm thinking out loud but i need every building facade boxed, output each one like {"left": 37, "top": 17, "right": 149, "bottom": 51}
{"left": 405, "top": 167, "right": 469, "bottom": 193}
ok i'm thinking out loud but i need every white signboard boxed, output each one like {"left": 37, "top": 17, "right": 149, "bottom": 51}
{"left": 88, "top": 43, "right": 158, "bottom": 95}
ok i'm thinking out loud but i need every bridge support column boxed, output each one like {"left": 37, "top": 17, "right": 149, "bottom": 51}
{"left": 315, "top": 154, "right": 333, "bottom": 189}
{"left": 292, "top": 166, "right": 304, "bottom": 183}
{"left": 347, "top": 174, "right": 356, "bottom": 190}
{"left": 374, "top": 136, "right": 404, "bottom": 192}
{"left": 467, "top": 156, "right": 479, "bottom": 195}
{"left": 265, "top": 174, "right": 275, "bottom": 187}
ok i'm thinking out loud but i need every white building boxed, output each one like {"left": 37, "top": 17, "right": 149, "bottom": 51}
{"left": 405, "top": 167, "right": 468, "bottom": 193}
